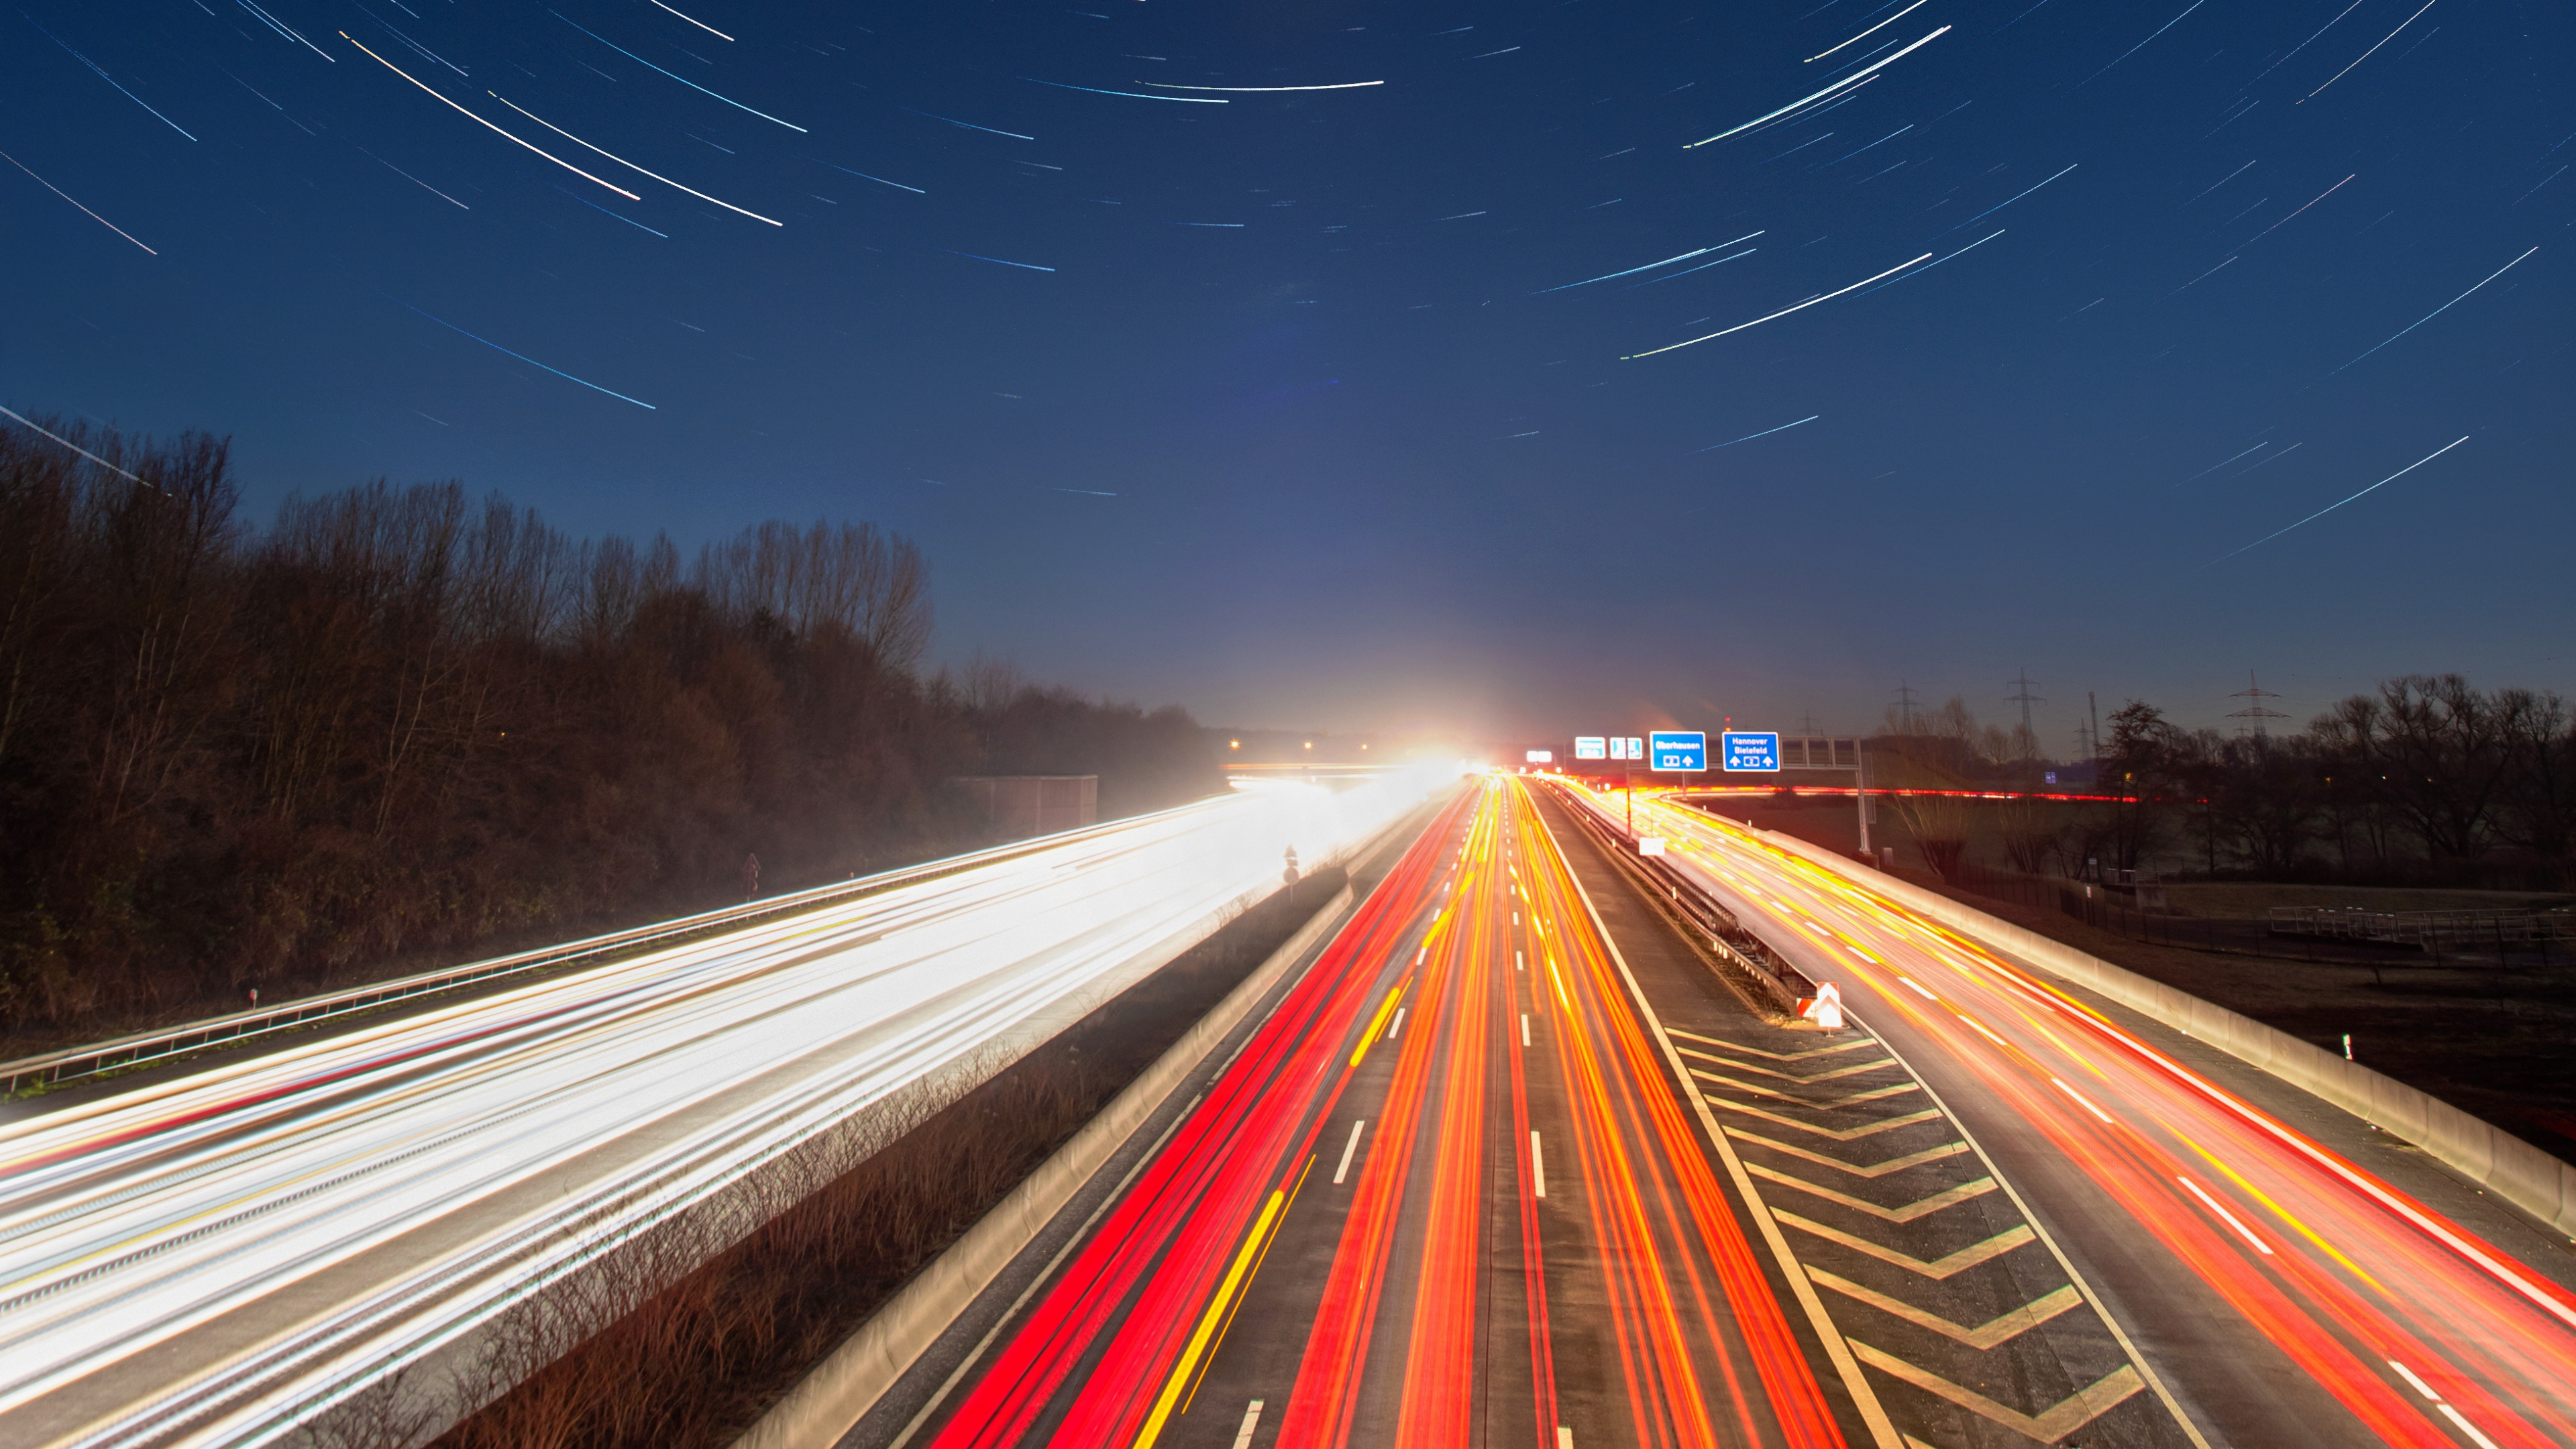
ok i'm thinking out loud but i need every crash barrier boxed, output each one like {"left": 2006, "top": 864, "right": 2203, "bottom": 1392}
{"left": 1747, "top": 827, "right": 2576, "bottom": 1238}
{"left": 731, "top": 883, "right": 1359, "bottom": 1449}
{"left": 0, "top": 801, "right": 1247, "bottom": 1095}
{"left": 1550, "top": 786, "right": 1817, "bottom": 1013}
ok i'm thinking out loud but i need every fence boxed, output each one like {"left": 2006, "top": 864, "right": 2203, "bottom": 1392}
{"left": 1939, "top": 861, "right": 2564, "bottom": 971}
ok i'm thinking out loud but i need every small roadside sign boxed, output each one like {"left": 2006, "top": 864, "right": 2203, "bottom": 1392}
{"left": 1648, "top": 731, "right": 1707, "bottom": 772}
{"left": 1722, "top": 732, "right": 1782, "bottom": 772}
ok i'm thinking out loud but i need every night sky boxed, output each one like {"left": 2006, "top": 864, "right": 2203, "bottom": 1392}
{"left": 5, "top": 0, "right": 2569, "bottom": 749}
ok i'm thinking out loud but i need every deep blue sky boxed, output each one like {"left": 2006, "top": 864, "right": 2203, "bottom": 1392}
{"left": 5, "top": 0, "right": 2569, "bottom": 748}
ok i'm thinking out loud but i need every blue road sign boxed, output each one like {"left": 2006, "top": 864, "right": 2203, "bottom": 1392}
{"left": 1648, "top": 730, "right": 1707, "bottom": 772}
{"left": 1721, "top": 732, "right": 1781, "bottom": 772}
{"left": 1574, "top": 737, "right": 1607, "bottom": 760}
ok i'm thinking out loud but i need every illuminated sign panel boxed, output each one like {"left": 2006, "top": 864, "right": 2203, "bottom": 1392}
{"left": 1648, "top": 731, "right": 1707, "bottom": 772}
{"left": 1722, "top": 732, "right": 1782, "bottom": 771}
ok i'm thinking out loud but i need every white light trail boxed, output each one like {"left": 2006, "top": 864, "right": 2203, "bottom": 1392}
{"left": 0, "top": 771, "right": 1446, "bottom": 1444}
{"left": 1625, "top": 254, "right": 1929, "bottom": 358}
{"left": 1686, "top": 27, "right": 1949, "bottom": 148}
{"left": 490, "top": 94, "right": 782, "bottom": 225}
{"left": 2331, "top": 246, "right": 2536, "bottom": 374}
{"left": 0, "top": 150, "right": 156, "bottom": 254}
{"left": 2210, "top": 435, "right": 2468, "bottom": 563}
{"left": 649, "top": 0, "right": 734, "bottom": 42}
{"left": 1142, "top": 80, "right": 1383, "bottom": 91}
{"left": 343, "top": 35, "right": 640, "bottom": 199}
{"left": 1806, "top": 0, "right": 1928, "bottom": 63}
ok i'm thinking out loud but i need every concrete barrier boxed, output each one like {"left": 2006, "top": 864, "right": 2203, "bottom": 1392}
{"left": 1752, "top": 829, "right": 2576, "bottom": 1238}
{"left": 731, "top": 882, "right": 1358, "bottom": 1449}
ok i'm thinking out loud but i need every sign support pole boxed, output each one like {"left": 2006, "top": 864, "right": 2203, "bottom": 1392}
{"left": 1856, "top": 744, "right": 1872, "bottom": 859}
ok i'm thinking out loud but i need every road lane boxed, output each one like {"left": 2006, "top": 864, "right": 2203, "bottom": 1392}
{"left": 914, "top": 776, "right": 1851, "bottom": 1449}
{"left": 1566, "top": 780, "right": 2576, "bottom": 1449}
{"left": 0, "top": 774, "right": 1438, "bottom": 1449}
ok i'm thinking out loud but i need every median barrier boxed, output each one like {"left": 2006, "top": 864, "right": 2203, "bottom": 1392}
{"left": 1748, "top": 827, "right": 2576, "bottom": 1239}
{"left": 731, "top": 880, "right": 1360, "bottom": 1449}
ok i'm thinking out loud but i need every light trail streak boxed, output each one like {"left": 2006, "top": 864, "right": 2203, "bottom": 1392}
{"left": 649, "top": 0, "right": 734, "bottom": 42}
{"left": 1625, "top": 248, "right": 1758, "bottom": 288}
{"left": 547, "top": 9, "right": 806, "bottom": 131}
{"left": 1020, "top": 77, "right": 1226, "bottom": 102}
{"left": 807, "top": 158, "right": 925, "bottom": 193}
{"left": 343, "top": 36, "right": 640, "bottom": 199}
{"left": 2304, "top": 0, "right": 2437, "bottom": 99}
{"left": 488, "top": 93, "right": 782, "bottom": 224}
{"left": 1685, "top": 27, "right": 1949, "bottom": 147}
{"left": 2240, "top": 172, "right": 2354, "bottom": 246}
{"left": 382, "top": 295, "right": 658, "bottom": 409}
{"left": 1534, "top": 232, "right": 1762, "bottom": 292}
{"left": 2251, "top": 0, "right": 2367, "bottom": 83}
{"left": 2331, "top": 245, "right": 2537, "bottom": 374}
{"left": 0, "top": 405, "right": 159, "bottom": 485}
{"left": 1938, "top": 161, "right": 2077, "bottom": 235}
{"left": 2210, "top": 435, "right": 2467, "bottom": 561}
{"left": 0, "top": 150, "right": 156, "bottom": 254}
{"left": 2082, "top": 0, "right": 2206, "bottom": 84}
{"left": 1573, "top": 782, "right": 2576, "bottom": 1448}
{"left": 21, "top": 14, "right": 198, "bottom": 140}
{"left": 1625, "top": 254, "right": 1929, "bottom": 358}
{"left": 1140, "top": 80, "right": 1383, "bottom": 91}
{"left": 935, "top": 248, "right": 1057, "bottom": 272}
{"left": 1686, "top": 415, "right": 1819, "bottom": 453}
{"left": 0, "top": 775, "right": 1442, "bottom": 1446}
{"left": 1857, "top": 227, "right": 2002, "bottom": 294}
{"left": 901, "top": 107, "right": 1033, "bottom": 140}
{"left": 1806, "top": 0, "right": 1929, "bottom": 62}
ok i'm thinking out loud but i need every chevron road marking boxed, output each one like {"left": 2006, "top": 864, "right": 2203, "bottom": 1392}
{"left": 1726, "top": 1128, "right": 1971, "bottom": 1177}
{"left": 1851, "top": 1342, "right": 2146, "bottom": 1442}
{"left": 1678, "top": 1046, "right": 1901, "bottom": 1082}
{"left": 1708, "top": 1099, "right": 1945, "bottom": 1140}
{"left": 1668, "top": 1027, "right": 1880, "bottom": 1061}
{"left": 1776, "top": 1212, "right": 2036, "bottom": 1278}
{"left": 1749, "top": 1165, "right": 1998, "bottom": 1222}
{"left": 1695, "top": 1070, "right": 1925, "bottom": 1108}
{"left": 1808, "top": 1270, "right": 2084, "bottom": 1350}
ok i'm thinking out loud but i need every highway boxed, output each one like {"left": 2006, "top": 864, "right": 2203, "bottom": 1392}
{"left": 902, "top": 775, "right": 1859, "bottom": 1449}
{"left": 0, "top": 771, "right": 1442, "bottom": 1449}
{"left": 1576, "top": 780, "right": 2576, "bottom": 1449}
{"left": 881, "top": 773, "right": 2576, "bottom": 1449}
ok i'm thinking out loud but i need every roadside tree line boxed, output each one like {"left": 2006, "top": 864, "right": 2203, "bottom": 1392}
{"left": 0, "top": 419, "right": 1222, "bottom": 1036}
{"left": 1868, "top": 681, "right": 2576, "bottom": 888}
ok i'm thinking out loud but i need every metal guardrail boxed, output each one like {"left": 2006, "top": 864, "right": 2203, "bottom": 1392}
{"left": 1547, "top": 782, "right": 1818, "bottom": 1005}
{"left": 0, "top": 806, "right": 1226, "bottom": 1095}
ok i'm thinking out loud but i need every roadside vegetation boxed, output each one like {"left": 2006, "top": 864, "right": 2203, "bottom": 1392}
{"left": 1864, "top": 682, "right": 2575, "bottom": 890}
{"left": 0, "top": 418, "right": 1222, "bottom": 1046}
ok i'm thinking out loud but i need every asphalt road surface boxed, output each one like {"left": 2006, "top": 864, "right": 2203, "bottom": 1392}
{"left": 890, "top": 774, "right": 2576, "bottom": 1449}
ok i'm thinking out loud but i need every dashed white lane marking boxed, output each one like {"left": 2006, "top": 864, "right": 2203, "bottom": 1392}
{"left": 1334, "top": 1120, "right": 1366, "bottom": 1185}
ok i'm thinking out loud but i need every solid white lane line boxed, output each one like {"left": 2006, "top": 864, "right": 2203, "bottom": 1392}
{"left": 1531, "top": 1130, "right": 1548, "bottom": 1197}
{"left": 2435, "top": 1402, "right": 2502, "bottom": 1449}
{"left": 2177, "top": 1175, "right": 2274, "bottom": 1254}
{"left": 2049, "top": 1077, "right": 2114, "bottom": 1124}
{"left": 1334, "top": 1120, "right": 1366, "bottom": 1185}
{"left": 2387, "top": 1359, "right": 2441, "bottom": 1401}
